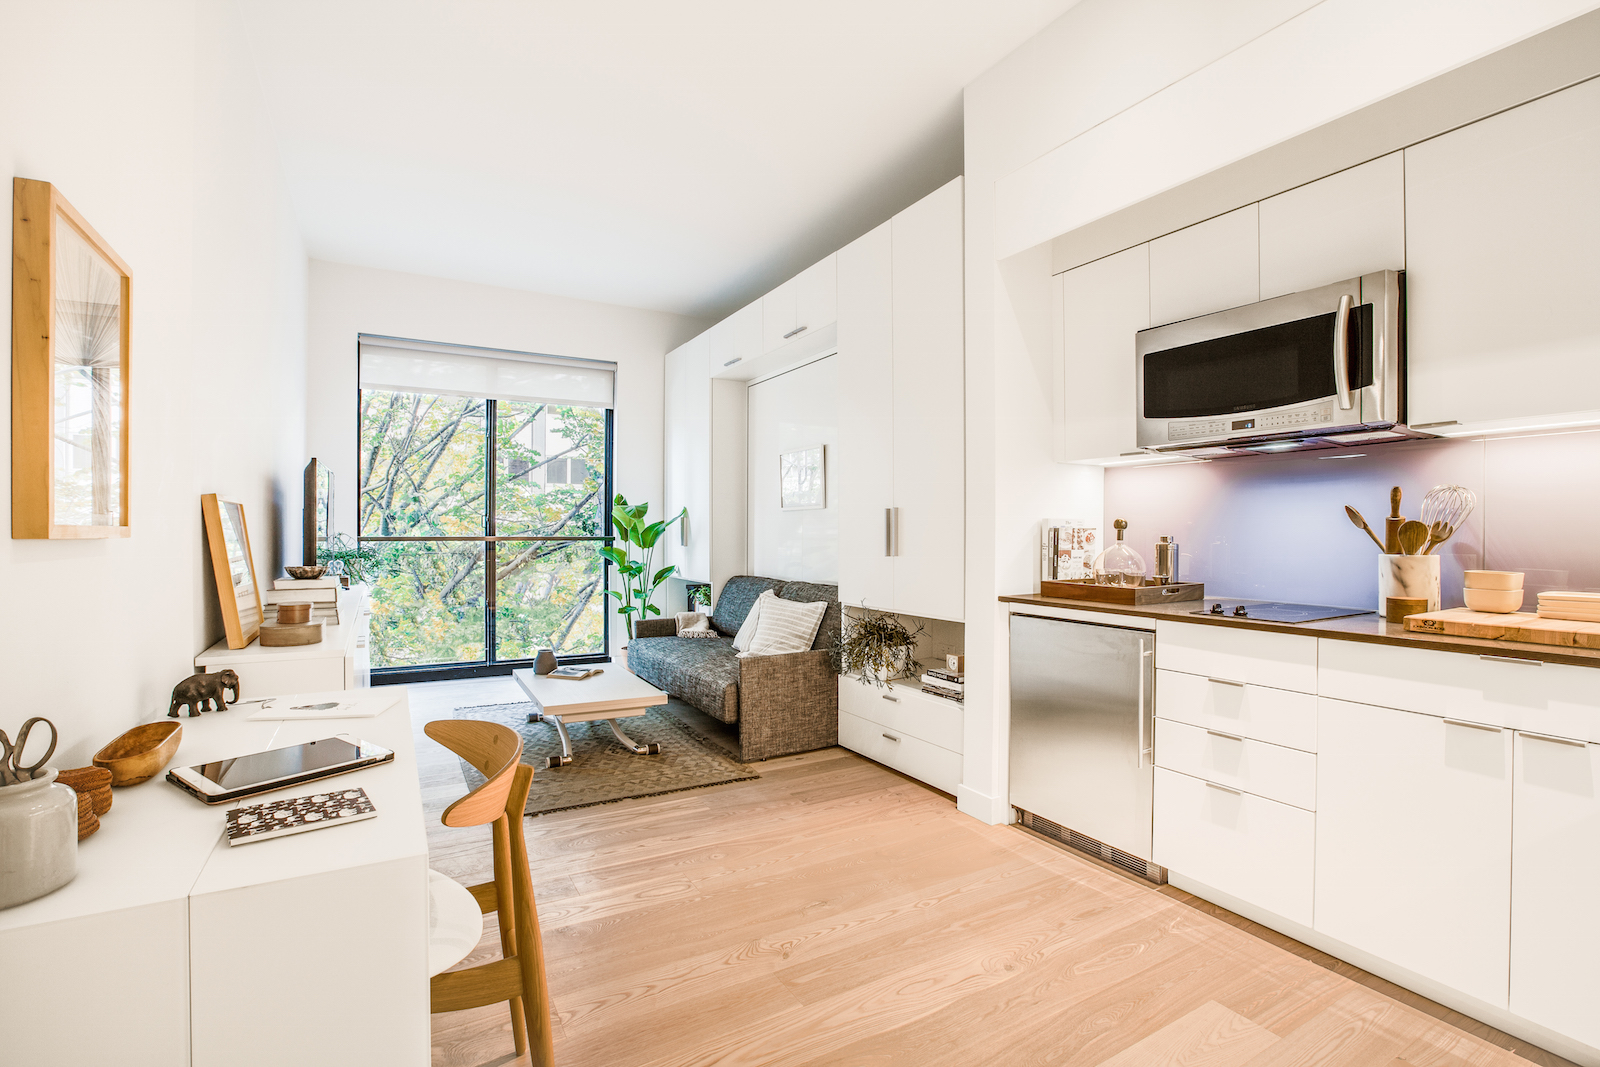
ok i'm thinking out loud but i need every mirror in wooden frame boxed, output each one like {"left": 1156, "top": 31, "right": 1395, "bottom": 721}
{"left": 202, "top": 494, "right": 264, "bottom": 649}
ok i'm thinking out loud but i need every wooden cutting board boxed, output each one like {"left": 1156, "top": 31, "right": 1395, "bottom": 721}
{"left": 1404, "top": 608, "right": 1600, "bottom": 650}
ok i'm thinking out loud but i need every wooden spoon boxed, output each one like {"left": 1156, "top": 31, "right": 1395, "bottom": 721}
{"left": 1398, "top": 519, "right": 1430, "bottom": 555}
{"left": 1344, "top": 506, "right": 1386, "bottom": 550}
{"left": 1422, "top": 520, "right": 1453, "bottom": 555}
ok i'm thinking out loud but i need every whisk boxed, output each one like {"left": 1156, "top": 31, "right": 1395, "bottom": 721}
{"left": 1420, "top": 484, "right": 1475, "bottom": 555}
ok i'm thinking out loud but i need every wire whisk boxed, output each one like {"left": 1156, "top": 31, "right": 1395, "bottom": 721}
{"left": 1420, "top": 484, "right": 1475, "bottom": 555}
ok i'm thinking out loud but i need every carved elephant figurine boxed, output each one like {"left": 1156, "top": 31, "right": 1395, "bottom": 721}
{"left": 168, "top": 670, "right": 241, "bottom": 718}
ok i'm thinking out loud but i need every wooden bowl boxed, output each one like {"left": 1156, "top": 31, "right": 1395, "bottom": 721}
{"left": 285, "top": 565, "right": 328, "bottom": 580}
{"left": 93, "top": 721, "right": 183, "bottom": 787}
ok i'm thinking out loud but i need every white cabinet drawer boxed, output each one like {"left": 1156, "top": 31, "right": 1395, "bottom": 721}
{"left": 1153, "top": 768, "right": 1314, "bottom": 926}
{"left": 1155, "top": 622, "right": 1317, "bottom": 694}
{"left": 839, "top": 710, "right": 962, "bottom": 794}
{"left": 1154, "top": 719, "right": 1316, "bottom": 810}
{"left": 838, "top": 678, "right": 963, "bottom": 753}
{"left": 1156, "top": 669, "right": 1316, "bottom": 752}
{"left": 1319, "top": 639, "right": 1600, "bottom": 741}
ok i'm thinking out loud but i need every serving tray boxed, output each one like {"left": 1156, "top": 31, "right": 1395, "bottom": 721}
{"left": 1038, "top": 580, "right": 1205, "bottom": 606}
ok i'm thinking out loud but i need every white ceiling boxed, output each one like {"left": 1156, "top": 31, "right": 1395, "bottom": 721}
{"left": 239, "top": 0, "right": 1081, "bottom": 319}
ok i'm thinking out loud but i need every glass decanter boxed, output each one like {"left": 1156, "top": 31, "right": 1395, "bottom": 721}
{"left": 1092, "top": 519, "right": 1147, "bottom": 586}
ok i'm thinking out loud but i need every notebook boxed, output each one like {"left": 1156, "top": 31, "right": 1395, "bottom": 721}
{"left": 225, "top": 787, "right": 377, "bottom": 845}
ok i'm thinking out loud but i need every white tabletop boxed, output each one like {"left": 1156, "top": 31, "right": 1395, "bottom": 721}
{"left": 513, "top": 666, "right": 666, "bottom": 719}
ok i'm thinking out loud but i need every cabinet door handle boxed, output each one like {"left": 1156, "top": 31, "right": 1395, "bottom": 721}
{"left": 885, "top": 507, "right": 899, "bottom": 557}
{"left": 881, "top": 695, "right": 900, "bottom": 703}
{"left": 1204, "top": 781, "right": 1242, "bottom": 796}
{"left": 1443, "top": 718, "right": 1501, "bottom": 733}
{"left": 882, "top": 732, "right": 901, "bottom": 742}
{"left": 1206, "top": 729, "right": 1244, "bottom": 742}
{"left": 1519, "top": 731, "right": 1586, "bottom": 748}
{"left": 1478, "top": 655, "right": 1543, "bottom": 666}
{"left": 782, "top": 325, "right": 808, "bottom": 339}
{"left": 1207, "top": 677, "right": 1245, "bottom": 688}
{"left": 680, "top": 512, "right": 689, "bottom": 547}
{"left": 1333, "top": 292, "right": 1354, "bottom": 411}
{"left": 722, "top": 357, "right": 743, "bottom": 367}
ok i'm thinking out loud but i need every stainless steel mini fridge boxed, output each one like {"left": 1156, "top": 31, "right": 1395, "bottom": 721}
{"left": 1008, "top": 613, "right": 1163, "bottom": 882}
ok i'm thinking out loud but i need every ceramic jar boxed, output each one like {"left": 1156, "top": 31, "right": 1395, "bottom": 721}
{"left": 0, "top": 768, "right": 78, "bottom": 909}
{"left": 1378, "top": 554, "right": 1442, "bottom": 617}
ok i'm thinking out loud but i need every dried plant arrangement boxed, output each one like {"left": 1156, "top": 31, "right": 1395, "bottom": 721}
{"left": 835, "top": 609, "right": 926, "bottom": 688}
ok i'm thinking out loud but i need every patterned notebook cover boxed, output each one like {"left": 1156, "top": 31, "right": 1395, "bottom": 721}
{"left": 225, "top": 787, "right": 378, "bottom": 845}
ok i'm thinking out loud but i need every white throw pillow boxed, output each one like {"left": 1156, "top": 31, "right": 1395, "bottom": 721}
{"left": 738, "top": 595, "right": 827, "bottom": 658}
{"left": 731, "top": 590, "right": 775, "bottom": 652}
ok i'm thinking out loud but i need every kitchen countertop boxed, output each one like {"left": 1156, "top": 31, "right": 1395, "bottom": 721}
{"left": 999, "top": 593, "right": 1600, "bottom": 669}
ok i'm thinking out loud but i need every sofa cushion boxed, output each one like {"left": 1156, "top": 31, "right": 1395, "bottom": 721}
{"left": 710, "top": 576, "right": 785, "bottom": 637}
{"left": 626, "top": 636, "right": 741, "bottom": 723}
{"left": 739, "top": 594, "right": 828, "bottom": 658}
{"left": 778, "top": 581, "right": 841, "bottom": 652}
{"left": 732, "top": 589, "right": 775, "bottom": 652}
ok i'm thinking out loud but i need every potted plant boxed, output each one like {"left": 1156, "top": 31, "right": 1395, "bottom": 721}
{"left": 320, "top": 534, "right": 389, "bottom": 588}
{"left": 835, "top": 610, "right": 925, "bottom": 688}
{"left": 602, "top": 495, "right": 685, "bottom": 640}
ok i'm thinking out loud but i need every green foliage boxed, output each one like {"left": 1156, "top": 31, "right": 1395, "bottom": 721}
{"left": 603, "top": 494, "right": 685, "bottom": 639}
{"left": 321, "top": 533, "right": 392, "bottom": 586}
{"left": 835, "top": 610, "right": 925, "bottom": 688}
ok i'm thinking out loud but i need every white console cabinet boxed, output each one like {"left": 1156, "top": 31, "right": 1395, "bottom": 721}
{"left": 195, "top": 587, "right": 371, "bottom": 696}
{"left": 838, "top": 676, "right": 962, "bottom": 795}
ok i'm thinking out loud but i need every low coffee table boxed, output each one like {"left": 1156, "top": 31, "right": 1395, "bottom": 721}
{"left": 511, "top": 667, "right": 669, "bottom": 768}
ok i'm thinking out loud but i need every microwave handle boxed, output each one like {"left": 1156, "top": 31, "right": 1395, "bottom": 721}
{"left": 1333, "top": 292, "right": 1354, "bottom": 410}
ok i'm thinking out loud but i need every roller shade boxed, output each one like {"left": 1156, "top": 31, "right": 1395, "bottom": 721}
{"left": 358, "top": 334, "right": 615, "bottom": 409}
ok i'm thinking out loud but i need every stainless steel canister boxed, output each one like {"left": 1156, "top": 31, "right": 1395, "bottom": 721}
{"left": 1154, "top": 536, "right": 1179, "bottom": 585}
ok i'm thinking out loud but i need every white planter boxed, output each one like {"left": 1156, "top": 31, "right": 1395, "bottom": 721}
{"left": 0, "top": 768, "right": 78, "bottom": 910}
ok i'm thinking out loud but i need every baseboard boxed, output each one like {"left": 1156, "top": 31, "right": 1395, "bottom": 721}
{"left": 955, "top": 784, "right": 1012, "bottom": 825}
{"left": 1169, "top": 874, "right": 1600, "bottom": 1067}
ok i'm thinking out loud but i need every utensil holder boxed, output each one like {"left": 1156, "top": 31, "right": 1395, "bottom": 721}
{"left": 1378, "top": 554, "right": 1441, "bottom": 618}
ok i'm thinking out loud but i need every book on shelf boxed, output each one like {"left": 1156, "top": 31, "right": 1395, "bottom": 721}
{"left": 923, "top": 668, "right": 964, "bottom": 686}
{"left": 267, "top": 588, "right": 340, "bottom": 605}
{"left": 920, "top": 672, "right": 963, "bottom": 691}
{"left": 921, "top": 684, "right": 963, "bottom": 703}
{"left": 273, "top": 577, "right": 342, "bottom": 590}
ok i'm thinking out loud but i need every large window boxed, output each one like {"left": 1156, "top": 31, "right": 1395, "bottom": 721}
{"left": 356, "top": 336, "right": 615, "bottom": 680}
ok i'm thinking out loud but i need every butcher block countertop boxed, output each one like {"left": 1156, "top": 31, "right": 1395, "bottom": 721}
{"left": 999, "top": 593, "right": 1600, "bottom": 669}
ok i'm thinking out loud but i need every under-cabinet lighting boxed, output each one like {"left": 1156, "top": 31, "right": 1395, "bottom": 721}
{"left": 1316, "top": 453, "right": 1367, "bottom": 460}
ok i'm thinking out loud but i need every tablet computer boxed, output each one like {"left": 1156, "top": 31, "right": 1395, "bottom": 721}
{"left": 166, "top": 733, "right": 394, "bottom": 805}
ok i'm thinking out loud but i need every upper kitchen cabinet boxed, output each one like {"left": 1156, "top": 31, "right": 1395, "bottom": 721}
{"left": 705, "top": 300, "right": 761, "bottom": 374}
{"left": 1259, "top": 152, "right": 1405, "bottom": 300}
{"left": 1056, "top": 245, "right": 1149, "bottom": 463}
{"left": 714, "top": 253, "right": 839, "bottom": 383}
{"left": 1406, "top": 77, "right": 1600, "bottom": 432}
{"left": 762, "top": 254, "right": 837, "bottom": 352}
{"left": 1148, "top": 205, "right": 1258, "bottom": 326}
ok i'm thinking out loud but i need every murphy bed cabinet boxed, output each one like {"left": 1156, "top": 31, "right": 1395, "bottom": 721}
{"left": 836, "top": 175, "right": 964, "bottom": 623}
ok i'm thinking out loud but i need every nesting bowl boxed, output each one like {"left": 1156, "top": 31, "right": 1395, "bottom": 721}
{"left": 1464, "top": 587, "right": 1525, "bottom": 613}
{"left": 1464, "top": 570, "right": 1524, "bottom": 591}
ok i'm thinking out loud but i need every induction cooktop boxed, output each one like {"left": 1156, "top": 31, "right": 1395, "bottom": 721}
{"left": 1190, "top": 599, "right": 1372, "bottom": 624}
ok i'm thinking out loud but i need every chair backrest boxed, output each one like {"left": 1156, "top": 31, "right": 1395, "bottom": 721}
{"left": 424, "top": 720, "right": 524, "bottom": 828}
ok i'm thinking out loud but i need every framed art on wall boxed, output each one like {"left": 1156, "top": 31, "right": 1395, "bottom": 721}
{"left": 203, "top": 494, "right": 264, "bottom": 649}
{"left": 11, "top": 178, "right": 132, "bottom": 539}
{"left": 779, "top": 445, "right": 826, "bottom": 510}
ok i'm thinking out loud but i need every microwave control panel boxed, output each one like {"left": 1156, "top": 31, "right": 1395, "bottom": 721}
{"left": 1167, "top": 404, "right": 1337, "bottom": 442}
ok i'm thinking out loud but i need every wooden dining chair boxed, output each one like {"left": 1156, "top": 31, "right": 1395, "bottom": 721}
{"left": 424, "top": 719, "right": 554, "bottom": 1066}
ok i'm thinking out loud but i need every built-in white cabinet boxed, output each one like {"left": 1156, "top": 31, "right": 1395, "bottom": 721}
{"left": 1055, "top": 245, "right": 1148, "bottom": 463}
{"left": 705, "top": 301, "right": 762, "bottom": 374}
{"left": 1259, "top": 152, "right": 1405, "bottom": 299}
{"left": 838, "top": 676, "right": 962, "bottom": 794}
{"left": 1148, "top": 204, "right": 1258, "bottom": 327}
{"left": 663, "top": 334, "right": 710, "bottom": 580}
{"left": 837, "top": 177, "right": 964, "bottom": 623}
{"left": 1406, "top": 76, "right": 1600, "bottom": 432}
{"left": 1510, "top": 731, "right": 1600, "bottom": 1049}
{"left": 762, "top": 254, "right": 837, "bottom": 353}
{"left": 1314, "top": 697, "right": 1512, "bottom": 1008}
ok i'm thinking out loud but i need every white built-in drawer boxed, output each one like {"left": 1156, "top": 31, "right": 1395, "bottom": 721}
{"left": 838, "top": 710, "right": 962, "bottom": 794}
{"left": 1154, "top": 719, "right": 1316, "bottom": 810}
{"left": 1153, "top": 767, "right": 1315, "bottom": 927}
{"left": 1156, "top": 669, "right": 1317, "bottom": 752}
{"left": 1155, "top": 621, "right": 1317, "bottom": 694}
{"left": 838, "top": 678, "right": 964, "bottom": 753}
{"left": 1319, "top": 640, "right": 1600, "bottom": 742}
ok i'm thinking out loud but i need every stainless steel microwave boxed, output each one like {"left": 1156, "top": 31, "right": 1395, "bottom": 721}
{"left": 1136, "top": 271, "right": 1407, "bottom": 453}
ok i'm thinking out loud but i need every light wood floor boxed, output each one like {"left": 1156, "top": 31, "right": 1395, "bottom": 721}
{"left": 410, "top": 677, "right": 1573, "bottom": 1067}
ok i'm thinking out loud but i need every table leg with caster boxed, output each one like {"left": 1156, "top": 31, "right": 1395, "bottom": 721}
{"left": 607, "top": 718, "right": 661, "bottom": 755}
{"left": 536, "top": 714, "right": 574, "bottom": 768}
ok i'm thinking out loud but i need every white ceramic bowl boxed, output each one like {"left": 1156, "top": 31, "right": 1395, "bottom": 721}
{"left": 1464, "top": 587, "right": 1525, "bottom": 613}
{"left": 1463, "top": 570, "right": 1524, "bottom": 590}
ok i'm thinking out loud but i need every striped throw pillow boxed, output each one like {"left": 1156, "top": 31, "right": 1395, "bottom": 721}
{"left": 737, "top": 595, "right": 827, "bottom": 658}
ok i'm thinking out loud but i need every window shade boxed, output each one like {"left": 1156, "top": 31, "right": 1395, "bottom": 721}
{"left": 357, "top": 334, "right": 615, "bottom": 409}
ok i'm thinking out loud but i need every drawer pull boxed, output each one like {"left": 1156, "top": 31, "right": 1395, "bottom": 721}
{"left": 1443, "top": 718, "right": 1501, "bottom": 733}
{"left": 1206, "top": 729, "right": 1244, "bottom": 742}
{"left": 1519, "top": 731, "right": 1586, "bottom": 748}
{"left": 783, "top": 325, "right": 809, "bottom": 339}
{"left": 1478, "top": 655, "right": 1543, "bottom": 666}
{"left": 1204, "top": 781, "right": 1242, "bottom": 796}
{"left": 881, "top": 695, "right": 900, "bottom": 703}
{"left": 882, "top": 732, "right": 901, "bottom": 742}
{"left": 1207, "top": 677, "right": 1245, "bottom": 688}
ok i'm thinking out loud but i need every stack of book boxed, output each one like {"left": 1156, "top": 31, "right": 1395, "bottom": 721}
{"left": 920, "top": 667, "right": 964, "bottom": 703}
{"left": 266, "top": 577, "right": 343, "bottom": 625}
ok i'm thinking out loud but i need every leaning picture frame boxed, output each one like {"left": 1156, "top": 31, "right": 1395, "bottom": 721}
{"left": 202, "top": 494, "right": 264, "bottom": 649}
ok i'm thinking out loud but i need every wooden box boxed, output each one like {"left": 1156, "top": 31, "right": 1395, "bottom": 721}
{"left": 1039, "top": 580, "right": 1205, "bottom": 606}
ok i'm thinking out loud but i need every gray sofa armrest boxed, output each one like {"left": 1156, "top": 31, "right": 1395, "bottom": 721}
{"left": 633, "top": 618, "right": 676, "bottom": 639}
{"left": 736, "top": 648, "right": 838, "bottom": 762}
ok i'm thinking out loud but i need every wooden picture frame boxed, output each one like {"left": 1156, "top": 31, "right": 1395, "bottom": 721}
{"left": 202, "top": 494, "right": 264, "bottom": 649}
{"left": 779, "top": 445, "right": 826, "bottom": 510}
{"left": 12, "top": 178, "right": 132, "bottom": 538}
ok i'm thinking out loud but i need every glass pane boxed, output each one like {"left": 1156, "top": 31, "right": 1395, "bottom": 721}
{"left": 494, "top": 402, "right": 605, "bottom": 536}
{"left": 495, "top": 541, "right": 605, "bottom": 659}
{"left": 369, "top": 541, "right": 487, "bottom": 668}
{"left": 53, "top": 217, "right": 123, "bottom": 527}
{"left": 358, "top": 389, "right": 486, "bottom": 537}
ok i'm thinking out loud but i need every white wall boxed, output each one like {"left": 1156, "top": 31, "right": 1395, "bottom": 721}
{"left": 747, "top": 355, "right": 839, "bottom": 583}
{"left": 0, "top": 0, "right": 307, "bottom": 765}
{"left": 304, "top": 259, "right": 707, "bottom": 655}
{"left": 958, "top": 0, "right": 1600, "bottom": 825}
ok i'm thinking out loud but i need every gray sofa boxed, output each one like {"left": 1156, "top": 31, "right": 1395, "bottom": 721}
{"left": 628, "top": 576, "right": 840, "bottom": 762}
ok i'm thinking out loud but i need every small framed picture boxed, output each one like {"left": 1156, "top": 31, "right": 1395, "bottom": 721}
{"left": 779, "top": 445, "right": 826, "bottom": 510}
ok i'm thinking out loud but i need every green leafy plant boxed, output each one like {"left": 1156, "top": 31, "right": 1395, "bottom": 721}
{"left": 321, "top": 533, "right": 392, "bottom": 586}
{"left": 602, "top": 495, "right": 685, "bottom": 639}
{"left": 835, "top": 609, "right": 925, "bottom": 688}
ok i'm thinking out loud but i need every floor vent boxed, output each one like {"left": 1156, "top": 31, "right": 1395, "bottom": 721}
{"left": 1016, "top": 809, "right": 1168, "bottom": 885}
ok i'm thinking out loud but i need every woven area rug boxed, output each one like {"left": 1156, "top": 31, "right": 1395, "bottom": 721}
{"left": 453, "top": 702, "right": 760, "bottom": 817}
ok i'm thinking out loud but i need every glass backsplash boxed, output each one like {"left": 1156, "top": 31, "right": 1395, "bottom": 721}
{"left": 1101, "top": 427, "right": 1600, "bottom": 610}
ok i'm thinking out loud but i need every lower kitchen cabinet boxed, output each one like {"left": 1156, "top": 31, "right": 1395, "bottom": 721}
{"left": 1152, "top": 767, "right": 1314, "bottom": 926}
{"left": 838, "top": 676, "right": 962, "bottom": 794}
{"left": 1315, "top": 697, "right": 1512, "bottom": 1008}
{"left": 1510, "top": 731, "right": 1600, "bottom": 1049}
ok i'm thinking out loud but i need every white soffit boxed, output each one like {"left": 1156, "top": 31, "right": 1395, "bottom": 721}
{"left": 239, "top": 0, "right": 1080, "bottom": 319}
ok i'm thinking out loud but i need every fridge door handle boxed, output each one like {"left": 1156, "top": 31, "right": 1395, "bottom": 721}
{"left": 1138, "top": 645, "right": 1155, "bottom": 764}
